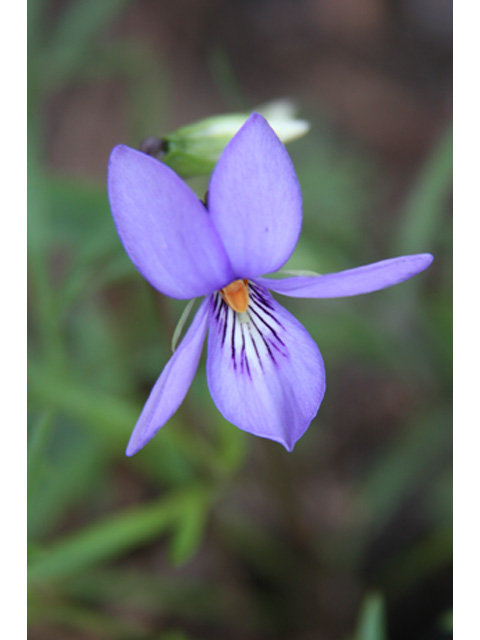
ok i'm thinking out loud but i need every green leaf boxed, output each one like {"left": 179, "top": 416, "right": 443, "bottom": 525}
{"left": 168, "top": 490, "right": 210, "bottom": 566}
{"left": 27, "top": 411, "right": 54, "bottom": 505}
{"left": 355, "top": 406, "right": 451, "bottom": 531}
{"left": 28, "top": 360, "right": 225, "bottom": 485}
{"left": 28, "top": 132, "right": 67, "bottom": 373}
{"left": 28, "top": 419, "right": 108, "bottom": 541}
{"left": 171, "top": 299, "right": 197, "bottom": 353}
{"left": 394, "top": 124, "right": 452, "bottom": 255}
{"left": 29, "top": 487, "right": 211, "bottom": 583}
{"left": 44, "top": 0, "right": 133, "bottom": 85}
{"left": 335, "top": 406, "right": 452, "bottom": 567}
{"left": 353, "top": 593, "right": 387, "bottom": 640}
{"left": 28, "top": 360, "right": 139, "bottom": 447}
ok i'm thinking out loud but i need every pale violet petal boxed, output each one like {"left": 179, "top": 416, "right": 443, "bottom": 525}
{"left": 207, "top": 113, "right": 302, "bottom": 279}
{"left": 206, "top": 283, "right": 325, "bottom": 451}
{"left": 258, "top": 254, "right": 434, "bottom": 298}
{"left": 126, "top": 299, "right": 209, "bottom": 456}
{"left": 108, "top": 145, "right": 234, "bottom": 299}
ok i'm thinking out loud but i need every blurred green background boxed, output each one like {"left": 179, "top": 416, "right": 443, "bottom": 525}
{"left": 27, "top": 1, "right": 452, "bottom": 639}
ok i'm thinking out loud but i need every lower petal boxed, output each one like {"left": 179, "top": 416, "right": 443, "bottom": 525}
{"left": 257, "top": 254, "right": 433, "bottom": 298}
{"left": 126, "top": 299, "right": 209, "bottom": 456}
{"left": 206, "top": 283, "right": 325, "bottom": 451}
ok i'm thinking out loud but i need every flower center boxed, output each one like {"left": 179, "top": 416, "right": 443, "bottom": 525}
{"left": 220, "top": 279, "right": 249, "bottom": 313}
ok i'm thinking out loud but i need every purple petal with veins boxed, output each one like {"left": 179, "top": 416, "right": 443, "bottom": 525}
{"left": 206, "top": 282, "right": 325, "bottom": 451}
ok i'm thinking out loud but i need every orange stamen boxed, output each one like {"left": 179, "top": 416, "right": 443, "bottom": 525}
{"left": 220, "top": 279, "right": 249, "bottom": 313}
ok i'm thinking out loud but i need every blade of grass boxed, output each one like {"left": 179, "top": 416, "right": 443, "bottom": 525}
{"left": 28, "top": 486, "right": 211, "bottom": 583}
{"left": 353, "top": 593, "right": 387, "bottom": 640}
{"left": 28, "top": 360, "right": 234, "bottom": 484}
{"left": 168, "top": 490, "right": 210, "bottom": 566}
{"left": 327, "top": 406, "right": 452, "bottom": 568}
{"left": 354, "top": 406, "right": 451, "bottom": 531}
{"left": 394, "top": 124, "right": 452, "bottom": 256}
{"left": 44, "top": 0, "right": 133, "bottom": 86}
{"left": 27, "top": 411, "right": 54, "bottom": 505}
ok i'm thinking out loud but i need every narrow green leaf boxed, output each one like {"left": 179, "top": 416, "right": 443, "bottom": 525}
{"left": 28, "top": 360, "right": 139, "bottom": 445}
{"left": 28, "top": 426, "right": 108, "bottom": 542}
{"left": 355, "top": 406, "right": 451, "bottom": 530}
{"left": 28, "top": 361, "right": 222, "bottom": 484}
{"left": 45, "top": 0, "right": 133, "bottom": 84}
{"left": 168, "top": 491, "right": 210, "bottom": 566}
{"left": 207, "top": 48, "right": 248, "bottom": 111}
{"left": 171, "top": 299, "right": 197, "bottom": 352}
{"left": 28, "top": 132, "right": 66, "bottom": 373}
{"left": 27, "top": 411, "right": 54, "bottom": 504}
{"left": 27, "top": 0, "right": 49, "bottom": 48}
{"left": 394, "top": 124, "right": 452, "bottom": 256}
{"left": 354, "top": 593, "right": 387, "bottom": 640}
{"left": 29, "top": 487, "right": 210, "bottom": 583}
{"left": 334, "top": 406, "right": 452, "bottom": 567}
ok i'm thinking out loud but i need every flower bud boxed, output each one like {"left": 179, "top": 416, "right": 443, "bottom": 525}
{"left": 161, "top": 99, "right": 310, "bottom": 177}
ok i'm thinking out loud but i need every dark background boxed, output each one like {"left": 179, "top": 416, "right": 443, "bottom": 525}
{"left": 28, "top": 1, "right": 452, "bottom": 639}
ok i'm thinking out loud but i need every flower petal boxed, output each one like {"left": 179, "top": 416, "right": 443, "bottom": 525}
{"left": 108, "top": 145, "right": 234, "bottom": 299}
{"left": 207, "top": 113, "right": 302, "bottom": 279}
{"left": 258, "top": 254, "right": 434, "bottom": 298}
{"left": 206, "top": 283, "right": 325, "bottom": 451}
{"left": 126, "top": 299, "right": 209, "bottom": 456}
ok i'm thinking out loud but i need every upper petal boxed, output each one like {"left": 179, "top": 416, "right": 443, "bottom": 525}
{"left": 206, "top": 283, "right": 325, "bottom": 451}
{"left": 207, "top": 113, "right": 302, "bottom": 279}
{"left": 257, "top": 254, "right": 434, "bottom": 298}
{"left": 126, "top": 299, "right": 209, "bottom": 456}
{"left": 108, "top": 145, "right": 234, "bottom": 299}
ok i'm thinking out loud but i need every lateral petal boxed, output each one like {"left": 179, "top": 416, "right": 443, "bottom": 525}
{"left": 207, "top": 113, "right": 302, "bottom": 279}
{"left": 126, "top": 299, "right": 209, "bottom": 456}
{"left": 206, "top": 283, "right": 325, "bottom": 451}
{"left": 108, "top": 145, "right": 234, "bottom": 299}
{"left": 258, "top": 254, "right": 433, "bottom": 298}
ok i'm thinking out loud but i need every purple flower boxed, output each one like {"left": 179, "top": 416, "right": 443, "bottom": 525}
{"left": 107, "top": 113, "right": 433, "bottom": 456}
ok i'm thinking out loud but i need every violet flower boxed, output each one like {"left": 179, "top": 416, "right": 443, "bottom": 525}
{"left": 107, "top": 113, "right": 433, "bottom": 455}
